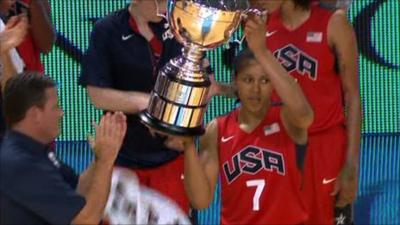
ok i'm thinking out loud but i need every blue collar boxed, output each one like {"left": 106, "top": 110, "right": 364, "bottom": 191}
{"left": 4, "top": 130, "right": 50, "bottom": 156}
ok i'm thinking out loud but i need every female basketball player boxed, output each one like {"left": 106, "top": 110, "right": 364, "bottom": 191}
{"left": 249, "top": 0, "right": 360, "bottom": 224}
{"left": 179, "top": 15, "right": 314, "bottom": 224}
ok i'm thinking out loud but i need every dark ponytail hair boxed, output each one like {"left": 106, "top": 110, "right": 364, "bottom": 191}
{"left": 232, "top": 48, "right": 256, "bottom": 78}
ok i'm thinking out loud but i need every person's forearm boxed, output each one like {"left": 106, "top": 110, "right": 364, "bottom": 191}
{"left": 345, "top": 92, "right": 361, "bottom": 166}
{"left": 76, "top": 162, "right": 96, "bottom": 196}
{"left": 29, "top": 0, "right": 55, "bottom": 53}
{"left": 87, "top": 86, "right": 149, "bottom": 114}
{"left": 255, "top": 50, "right": 313, "bottom": 126}
{"left": 0, "top": 53, "right": 17, "bottom": 92}
{"left": 183, "top": 144, "right": 214, "bottom": 209}
{"left": 72, "top": 161, "right": 113, "bottom": 224}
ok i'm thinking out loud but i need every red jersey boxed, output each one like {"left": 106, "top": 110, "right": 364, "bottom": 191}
{"left": 217, "top": 107, "right": 307, "bottom": 225}
{"left": 267, "top": 5, "right": 345, "bottom": 133}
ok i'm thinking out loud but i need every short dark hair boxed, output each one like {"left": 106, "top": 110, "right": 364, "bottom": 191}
{"left": 293, "top": 0, "right": 312, "bottom": 9}
{"left": 233, "top": 48, "right": 256, "bottom": 77}
{"left": 3, "top": 72, "right": 56, "bottom": 126}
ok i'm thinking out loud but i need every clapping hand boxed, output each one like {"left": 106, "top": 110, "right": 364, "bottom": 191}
{"left": 1, "top": 15, "right": 28, "bottom": 54}
{"left": 88, "top": 112, "right": 127, "bottom": 165}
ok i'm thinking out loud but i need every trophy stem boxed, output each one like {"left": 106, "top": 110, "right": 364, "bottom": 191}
{"left": 140, "top": 0, "right": 246, "bottom": 136}
{"left": 182, "top": 44, "right": 204, "bottom": 63}
{"left": 174, "top": 45, "right": 204, "bottom": 80}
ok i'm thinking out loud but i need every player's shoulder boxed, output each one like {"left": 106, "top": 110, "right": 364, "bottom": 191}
{"left": 215, "top": 109, "right": 237, "bottom": 126}
{"left": 92, "top": 7, "right": 129, "bottom": 32}
{"left": 327, "top": 8, "right": 353, "bottom": 40}
{"left": 329, "top": 9, "right": 349, "bottom": 26}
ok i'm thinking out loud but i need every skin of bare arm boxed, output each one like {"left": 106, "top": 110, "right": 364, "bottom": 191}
{"left": 244, "top": 15, "right": 314, "bottom": 143}
{"left": 182, "top": 120, "right": 220, "bottom": 209}
{"left": 28, "top": 0, "right": 55, "bottom": 53}
{"left": 327, "top": 9, "right": 361, "bottom": 207}
{"left": 72, "top": 112, "right": 127, "bottom": 225}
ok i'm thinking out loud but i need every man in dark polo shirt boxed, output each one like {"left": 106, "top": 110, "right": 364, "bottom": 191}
{"left": 0, "top": 72, "right": 127, "bottom": 224}
{"left": 79, "top": 0, "right": 191, "bottom": 213}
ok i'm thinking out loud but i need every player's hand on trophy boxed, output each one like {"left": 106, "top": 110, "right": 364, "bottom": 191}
{"left": 164, "top": 135, "right": 192, "bottom": 152}
{"left": 331, "top": 160, "right": 358, "bottom": 207}
{"left": 145, "top": 125, "right": 194, "bottom": 152}
{"left": 166, "top": 135, "right": 195, "bottom": 152}
{"left": 89, "top": 112, "right": 127, "bottom": 165}
{"left": 244, "top": 13, "right": 268, "bottom": 55}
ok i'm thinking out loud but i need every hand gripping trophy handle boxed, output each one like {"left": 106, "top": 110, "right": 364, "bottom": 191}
{"left": 139, "top": 0, "right": 264, "bottom": 136}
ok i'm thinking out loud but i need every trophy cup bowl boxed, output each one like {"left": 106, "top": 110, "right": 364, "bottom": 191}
{"left": 140, "top": 0, "right": 248, "bottom": 136}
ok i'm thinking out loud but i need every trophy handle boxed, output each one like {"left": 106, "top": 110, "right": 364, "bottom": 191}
{"left": 229, "top": 8, "right": 267, "bottom": 45}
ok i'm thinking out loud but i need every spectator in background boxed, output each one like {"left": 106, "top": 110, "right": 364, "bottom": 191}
{"left": 0, "top": 15, "right": 27, "bottom": 82}
{"left": 79, "top": 0, "right": 224, "bottom": 216}
{"left": 0, "top": 13, "right": 28, "bottom": 143}
{"left": 1, "top": 0, "right": 55, "bottom": 73}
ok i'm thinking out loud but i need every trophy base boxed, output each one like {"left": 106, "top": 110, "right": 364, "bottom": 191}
{"left": 139, "top": 111, "right": 205, "bottom": 136}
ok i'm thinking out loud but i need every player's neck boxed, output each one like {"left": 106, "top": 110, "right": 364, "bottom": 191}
{"left": 280, "top": 2, "right": 311, "bottom": 30}
{"left": 238, "top": 106, "right": 269, "bottom": 132}
{"left": 129, "top": 3, "right": 154, "bottom": 41}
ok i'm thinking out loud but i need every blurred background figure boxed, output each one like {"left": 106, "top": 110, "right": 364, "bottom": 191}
{"left": 0, "top": 0, "right": 55, "bottom": 73}
{"left": 0, "top": 15, "right": 27, "bottom": 79}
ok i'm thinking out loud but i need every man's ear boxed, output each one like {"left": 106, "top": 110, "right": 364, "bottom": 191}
{"left": 26, "top": 105, "right": 41, "bottom": 122}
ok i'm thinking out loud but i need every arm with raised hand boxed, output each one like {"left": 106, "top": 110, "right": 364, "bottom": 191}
{"left": 1, "top": 16, "right": 28, "bottom": 91}
{"left": 244, "top": 15, "right": 314, "bottom": 143}
{"left": 72, "top": 112, "right": 127, "bottom": 225}
{"left": 0, "top": 15, "right": 28, "bottom": 54}
{"left": 177, "top": 119, "right": 220, "bottom": 209}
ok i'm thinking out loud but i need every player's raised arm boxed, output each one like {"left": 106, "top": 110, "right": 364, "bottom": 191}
{"left": 181, "top": 119, "right": 220, "bottom": 209}
{"left": 244, "top": 15, "right": 314, "bottom": 143}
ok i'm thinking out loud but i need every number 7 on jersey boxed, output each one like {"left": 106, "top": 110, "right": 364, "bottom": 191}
{"left": 246, "top": 179, "right": 266, "bottom": 211}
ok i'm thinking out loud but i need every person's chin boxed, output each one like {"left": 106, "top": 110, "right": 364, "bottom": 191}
{"left": 53, "top": 129, "right": 61, "bottom": 139}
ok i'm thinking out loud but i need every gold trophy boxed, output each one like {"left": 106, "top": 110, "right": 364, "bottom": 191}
{"left": 140, "top": 0, "right": 259, "bottom": 136}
